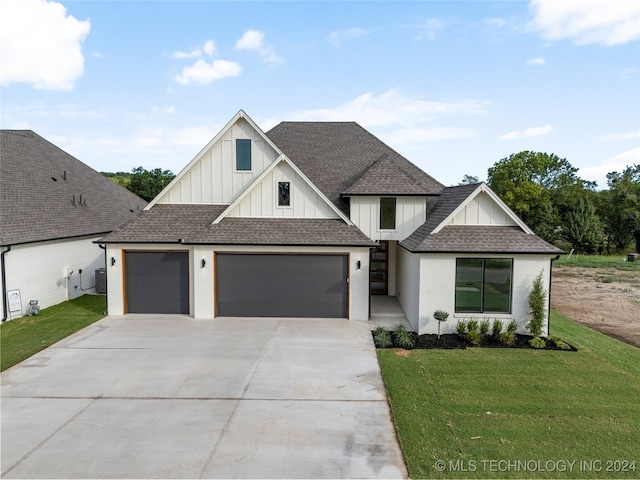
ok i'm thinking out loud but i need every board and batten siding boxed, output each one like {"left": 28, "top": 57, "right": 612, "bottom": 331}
{"left": 226, "top": 161, "right": 339, "bottom": 218}
{"left": 348, "top": 196, "right": 427, "bottom": 241}
{"left": 449, "top": 191, "right": 516, "bottom": 226}
{"left": 158, "top": 118, "right": 279, "bottom": 205}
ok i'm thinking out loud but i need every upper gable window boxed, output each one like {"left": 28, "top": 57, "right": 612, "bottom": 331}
{"left": 236, "top": 139, "right": 251, "bottom": 171}
{"left": 278, "top": 181, "right": 291, "bottom": 207}
{"left": 380, "top": 197, "right": 396, "bottom": 230}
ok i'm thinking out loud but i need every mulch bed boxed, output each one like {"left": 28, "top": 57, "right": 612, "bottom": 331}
{"left": 375, "top": 333, "right": 578, "bottom": 351}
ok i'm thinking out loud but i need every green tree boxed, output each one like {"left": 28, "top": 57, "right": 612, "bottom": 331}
{"left": 563, "top": 198, "right": 602, "bottom": 254}
{"left": 459, "top": 174, "right": 480, "bottom": 185}
{"left": 487, "top": 151, "right": 592, "bottom": 242}
{"left": 601, "top": 165, "right": 640, "bottom": 253}
{"left": 127, "top": 167, "right": 175, "bottom": 201}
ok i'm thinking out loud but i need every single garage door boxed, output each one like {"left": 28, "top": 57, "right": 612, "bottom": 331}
{"left": 125, "top": 251, "right": 189, "bottom": 314}
{"left": 216, "top": 253, "right": 348, "bottom": 318}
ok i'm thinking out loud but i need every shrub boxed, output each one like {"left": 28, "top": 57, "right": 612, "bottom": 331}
{"left": 456, "top": 320, "right": 467, "bottom": 336}
{"left": 529, "top": 336, "right": 546, "bottom": 349}
{"left": 393, "top": 324, "right": 415, "bottom": 349}
{"left": 467, "top": 319, "right": 480, "bottom": 346}
{"left": 480, "top": 319, "right": 490, "bottom": 336}
{"left": 373, "top": 326, "right": 393, "bottom": 348}
{"left": 527, "top": 271, "right": 547, "bottom": 337}
{"left": 501, "top": 320, "right": 518, "bottom": 346}
{"left": 491, "top": 319, "right": 504, "bottom": 337}
{"left": 548, "top": 335, "right": 572, "bottom": 350}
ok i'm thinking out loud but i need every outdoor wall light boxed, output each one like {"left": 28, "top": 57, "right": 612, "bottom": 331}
{"left": 356, "top": 260, "right": 361, "bottom": 270}
{"left": 201, "top": 258, "right": 206, "bottom": 268}
{"left": 111, "top": 257, "right": 116, "bottom": 266}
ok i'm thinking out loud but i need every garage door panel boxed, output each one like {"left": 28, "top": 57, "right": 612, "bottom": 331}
{"left": 125, "top": 252, "right": 189, "bottom": 314}
{"left": 216, "top": 254, "right": 348, "bottom": 318}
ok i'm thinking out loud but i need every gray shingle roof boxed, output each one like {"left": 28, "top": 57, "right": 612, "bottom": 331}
{"left": 342, "top": 154, "right": 432, "bottom": 196}
{"left": 100, "top": 205, "right": 376, "bottom": 247}
{"left": 401, "top": 225, "right": 564, "bottom": 254}
{"left": 266, "top": 122, "right": 443, "bottom": 212}
{"left": 1, "top": 130, "right": 147, "bottom": 246}
{"left": 400, "top": 183, "right": 482, "bottom": 251}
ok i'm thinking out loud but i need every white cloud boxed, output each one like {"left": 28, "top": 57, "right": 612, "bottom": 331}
{"left": 385, "top": 126, "right": 477, "bottom": 145}
{"left": 529, "top": 0, "right": 640, "bottom": 46}
{"left": 527, "top": 57, "right": 546, "bottom": 65}
{"left": 580, "top": 148, "right": 640, "bottom": 188}
{"left": 175, "top": 59, "right": 241, "bottom": 85}
{"left": 483, "top": 17, "right": 508, "bottom": 29}
{"left": 411, "top": 18, "right": 446, "bottom": 41}
{"left": 328, "top": 28, "right": 369, "bottom": 46}
{"left": 289, "top": 89, "right": 490, "bottom": 128}
{"left": 500, "top": 124, "right": 553, "bottom": 140}
{"left": 0, "top": 0, "right": 90, "bottom": 90}
{"left": 600, "top": 131, "right": 640, "bottom": 141}
{"left": 172, "top": 40, "right": 216, "bottom": 59}
{"left": 234, "top": 29, "right": 283, "bottom": 65}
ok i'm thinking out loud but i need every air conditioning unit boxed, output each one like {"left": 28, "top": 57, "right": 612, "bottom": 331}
{"left": 95, "top": 268, "right": 107, "bottom": 294}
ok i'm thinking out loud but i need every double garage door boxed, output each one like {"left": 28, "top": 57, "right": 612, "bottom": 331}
{"left": 124, "top": 252, "right": 348, "bottom": 318}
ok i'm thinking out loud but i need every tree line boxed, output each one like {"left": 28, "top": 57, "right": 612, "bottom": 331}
{"left": 102, "top": 167, "right": 176, "bottom": 202}
{"left": 466, "top": 151, "right": 639, "bottom": 255}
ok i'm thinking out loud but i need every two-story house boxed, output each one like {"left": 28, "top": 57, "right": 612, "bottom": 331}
{"left": 99, "top": 111, "right": 562, "bottom": 335}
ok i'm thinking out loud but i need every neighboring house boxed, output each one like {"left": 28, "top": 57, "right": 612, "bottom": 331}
{"left": 99, "top": 111, "right": 562, "bottom": 335}
{"left": 1, "top": 130, "right": 147, "bottom": 321}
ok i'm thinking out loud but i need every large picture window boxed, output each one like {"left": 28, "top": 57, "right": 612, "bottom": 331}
{"left": 236, "top": 139, "right": 251, "bottom": 171}
{"left": 380, "top": 197, "right": 396, "bottom": 230}
{"left": 455, "top": 258, "right": 512, "bottom": 313}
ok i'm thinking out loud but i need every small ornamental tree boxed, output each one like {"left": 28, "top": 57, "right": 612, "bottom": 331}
{"left": 433, "top": 310, "right": 449, "bottom": 339}
{"left": 527, "top": 271, "right": 547, "bottom": 339}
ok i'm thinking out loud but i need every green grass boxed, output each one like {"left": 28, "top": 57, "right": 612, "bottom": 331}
{"left": 556, "top": 254, "right": 640, "bottom": 271}
{"left": 378, "top": 310, "right": 640, "bottom": 479}
{"left": 0, "top": 295, "right": 106, "bottom": 372}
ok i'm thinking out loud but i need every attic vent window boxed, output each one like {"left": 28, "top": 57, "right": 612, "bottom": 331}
{"left": 380, "top": 197, "right": 396, "bottom": 230}
{"left": 236, "top": 139, "right": 251, "bottom": 171}
{"left": 278, "top": 182, "right": 290, "bottom": 207}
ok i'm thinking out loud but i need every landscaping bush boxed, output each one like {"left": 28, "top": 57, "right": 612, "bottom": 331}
{"left": 393, "top": 324, "right": 415, "bottom": 349}
{"left": 456, "top": 320, "right": 467, "bottom": 337}
{"left": 491, "top": 318, "right": 504, "bottom": 338}
{"left": 529, "top": 336, "right": 546, "bottom": 349}
{"left": 466, "top": 319, "right": 481, "bottom": 346}
{"left": 501, "top": 320, "right": 518, "bottom": 346}
{"left": 480, "top": 319, "right": 490, "bottom": 336}
{"left": 373, "top": 326, "right": 393, "bottom": 348}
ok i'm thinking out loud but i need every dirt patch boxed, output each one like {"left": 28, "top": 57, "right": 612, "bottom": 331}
{"left": 551, "top": 266, "right": 640, "bottom": 348}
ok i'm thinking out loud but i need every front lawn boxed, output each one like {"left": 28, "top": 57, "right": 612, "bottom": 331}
{"left": 0, "top": 295, "right": 106, "bottom": 371}
{"left": 378, "top": 310, "right": 640, "bottom": 478}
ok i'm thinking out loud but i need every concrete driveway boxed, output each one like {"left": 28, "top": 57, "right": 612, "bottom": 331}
{"left": 1, "top": 316, "right": 407, "bottom": 479}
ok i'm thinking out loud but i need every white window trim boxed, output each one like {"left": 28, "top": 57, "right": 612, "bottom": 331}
{"left": 275, "top": 180, "right": 293, "bottom": 209}
{"left": 234, "top": 138, "right": 253, "bottom": 173}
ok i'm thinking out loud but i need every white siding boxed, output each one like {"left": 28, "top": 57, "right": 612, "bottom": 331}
{"left": 226, "top": 161, "right": 339, "bottom": 219}
{"left": 106, "top": 244, "right": 370, "bottom": 321}
{"left": 449, "top": 191, "right": 515, "bottom": 226}
{"left": 395, "top": 246, "right": 421, "bottom": 331}
{"left": 159, "top": 118, "right": 279, "bottom": 205}
{"left": 416, "top": 253, "right": 553, "bottom": 336}
{"left": 349, "top": 196, "right": 427, "bottom": 241}
{"left": 2, "top": 237, "right": 104, "bottom": 320}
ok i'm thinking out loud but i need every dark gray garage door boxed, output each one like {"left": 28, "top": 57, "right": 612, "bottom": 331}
{"left": 216, "top": 254, "right": 348, "bottom": 318}
{"left": 125, "top": 251, "right": 189, "bottom": 314}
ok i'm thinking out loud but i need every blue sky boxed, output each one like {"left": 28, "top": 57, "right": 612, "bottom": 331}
{"left": 1, "top": 0, "right": 639, "bottom": 188}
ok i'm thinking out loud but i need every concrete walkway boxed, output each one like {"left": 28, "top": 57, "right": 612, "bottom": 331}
{"left": 1, "top": 316, "right": 407, "bottom": 479}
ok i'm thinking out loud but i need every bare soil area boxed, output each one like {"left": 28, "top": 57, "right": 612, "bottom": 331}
{"left": 551, "top": 266, "right": 640, "bottom": 348}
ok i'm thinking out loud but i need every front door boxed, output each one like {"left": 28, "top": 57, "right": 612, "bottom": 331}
{"left": 370, "top": 241, "right": 388, "bottom": 295}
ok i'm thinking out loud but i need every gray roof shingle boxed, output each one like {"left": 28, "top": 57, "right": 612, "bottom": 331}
{"left": 266, "top": 122, "right": 444, "bottom": 212}
{"left": 100, "top": 205, "right": 376, "bottom": 247}
{"left": 1, "top": 130, "right": 147, "bottom": 246}
{"left": 401, "top": 225, "right": 564, "bottom": 254}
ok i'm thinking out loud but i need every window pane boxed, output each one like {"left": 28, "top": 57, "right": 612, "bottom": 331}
{"left": 236, "top": 139, "right": 251, "bottom": 171}
{"left": 455, "top": 258, "right": 482, "bottom": 312}
{"left": 278, "top": 182, "right": 290, "bottom": 206}
{"left": 380, "top": 197, "right": 396, "bottom": 230}
{"left": 483, "top": 259, "right": 512, "bottom": 313}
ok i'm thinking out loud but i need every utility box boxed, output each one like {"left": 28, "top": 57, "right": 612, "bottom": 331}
{"left": 628, "top": 253, "right": 639, "bottom": 262}
{"left": 95, "top": 268, "right": 107, "bottom": 294}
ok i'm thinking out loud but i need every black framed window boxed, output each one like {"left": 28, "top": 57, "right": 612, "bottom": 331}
{"left": 278, "top": 181, "right": 290, "bottom": 206}
{"left": 236, "top": 139, "right": 251, "bottom": 171}
{"left": 455, "top": 258, "right": 512, "bottom": 313}
{"left": 380, "top": 197, "right": 396, "bottom": 230}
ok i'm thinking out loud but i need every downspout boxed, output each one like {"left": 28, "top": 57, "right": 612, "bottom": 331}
{"left": 1, "top": 246, "right": 11, "bottom": 323}
{"left": 548, "top": 255, "right": 561, "bottom": 336}
{"left": 99, "top": 244, "right": 108, "bottom": 313}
